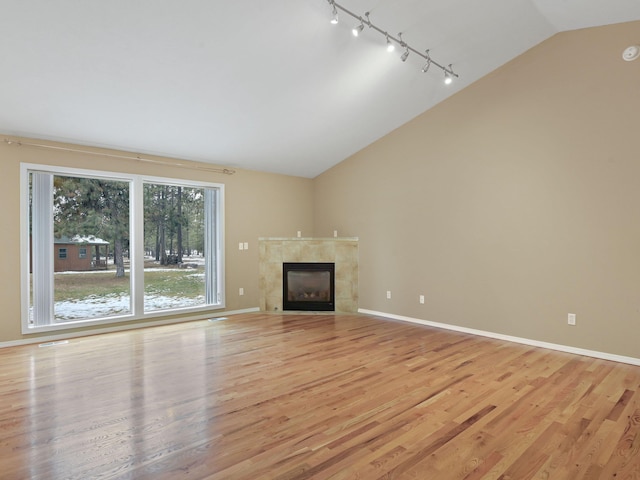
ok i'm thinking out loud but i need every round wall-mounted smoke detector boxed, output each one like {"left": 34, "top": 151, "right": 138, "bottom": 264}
{"left": 622, "top": 45, "right": 640, "bottom": 61}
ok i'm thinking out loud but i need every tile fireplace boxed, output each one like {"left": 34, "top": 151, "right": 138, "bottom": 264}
{"left": 258, "top": 237, "right": 358, "bottom": 313}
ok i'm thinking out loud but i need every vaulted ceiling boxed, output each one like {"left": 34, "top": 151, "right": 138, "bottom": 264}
{"left": 2, "top": 0, "right": 640, "bottom": 178}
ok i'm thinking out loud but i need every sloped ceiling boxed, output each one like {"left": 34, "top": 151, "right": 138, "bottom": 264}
{"left": 1, "top": 0, "right": 639, "bottom": 178}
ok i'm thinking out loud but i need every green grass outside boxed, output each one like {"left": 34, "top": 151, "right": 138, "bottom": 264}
{"left": 53, "top": 268, "right": 204, "bottom": 302}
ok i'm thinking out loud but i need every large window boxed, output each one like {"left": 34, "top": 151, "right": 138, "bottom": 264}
{"left": 21, "top": 164, "right": 224, "bottom": 333}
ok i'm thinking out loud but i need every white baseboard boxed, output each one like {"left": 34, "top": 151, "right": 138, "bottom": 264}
{"left": 0, "top": 307, "right": 260, "bottom": 349}
{"left": 358, "top": 309, "right": 640, "bottom": 367}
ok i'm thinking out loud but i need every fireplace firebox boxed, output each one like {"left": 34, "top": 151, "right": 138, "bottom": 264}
{"left": 283, "top": 262, "right": 335, "bottom": 311}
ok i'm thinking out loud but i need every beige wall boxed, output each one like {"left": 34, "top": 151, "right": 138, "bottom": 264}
{"left": 0, "top": 137, "right": 313, "bottom": 342}
{"left": 314, "top": 21, "right": 640, "bottom": 358}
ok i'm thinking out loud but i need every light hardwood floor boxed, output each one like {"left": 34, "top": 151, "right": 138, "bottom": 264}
{"left": 0, "top": 313, "right": 639, "bottom": 479}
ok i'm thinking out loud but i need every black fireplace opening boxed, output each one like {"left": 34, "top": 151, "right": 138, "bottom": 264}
{"left": 283, "top": 262, "right": 335, "bottom": 311}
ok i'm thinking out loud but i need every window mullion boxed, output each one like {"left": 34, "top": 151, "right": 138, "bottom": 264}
{"left": 131, "top": 177, "right": 145, "bottom": 316}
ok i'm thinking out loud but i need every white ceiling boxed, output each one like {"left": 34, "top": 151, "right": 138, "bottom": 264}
{"left": 2, "top": 0, "right": 640, "bottom": 178}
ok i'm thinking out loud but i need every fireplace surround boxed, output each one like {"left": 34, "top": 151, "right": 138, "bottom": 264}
{"left": 258, "top": 237, "right": 358, "bottom": 313}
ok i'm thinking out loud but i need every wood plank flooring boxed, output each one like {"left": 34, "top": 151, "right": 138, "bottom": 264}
{"left": 0, "top": 313, "right": 639, "bottom": 479}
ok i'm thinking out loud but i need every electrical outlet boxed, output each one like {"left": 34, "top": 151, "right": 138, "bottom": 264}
{"left": 239, "top": 287, "right": 244, "bottom": 296}
{"left": 386, "top": 290, "right": 391, "bottom": 299}
{"left": 568, "top": 313, "right": 576, "bottom": 325}
{"left": 243, "top": 242, "right": 249, "bottom": 250}
{"left": 238, "top": 242, "right": 244, "bottom": 251}
{"left": 419, "top": 295, "right": 425, "bottom": 304}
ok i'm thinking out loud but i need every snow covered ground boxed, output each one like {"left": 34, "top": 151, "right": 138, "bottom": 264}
{"left": 53, "top": 293, "right": 206, "bottom": 321}
{"left": 49, "top": 256, "right": 207, "bottom": 321}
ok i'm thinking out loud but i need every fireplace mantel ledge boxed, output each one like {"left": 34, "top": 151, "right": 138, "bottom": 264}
{"left": 259, "top": 237, "right": 358, "bottom": 241}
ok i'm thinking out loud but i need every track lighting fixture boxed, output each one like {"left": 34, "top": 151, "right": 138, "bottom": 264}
{"left": 326, "top": 0, "right": 459, "bottom": 83}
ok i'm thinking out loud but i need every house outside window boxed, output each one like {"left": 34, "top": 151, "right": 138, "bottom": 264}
{"left": 78, "top": 247, "right": 87, "bottom": 259}
{"left": 58, "top": 248, "right": 67, "bottom": 259}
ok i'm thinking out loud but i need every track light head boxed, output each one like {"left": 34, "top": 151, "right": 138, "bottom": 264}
{"left": 352, "top": 21, "right": 364, "bottom": 37}
{"left": 330, "top": 2, "right": 338, "bottom": 24}
{"left": 401, "top": 48, "right": 409, "bottom": 62}
{"left": 386, "top": 35, "right": 395, "bottom": 52}
{"left": 444, "top": 66, "right": 454, "bottom": 85}
{"left": 422, "top": 50, "right": 431, "bottom": 72}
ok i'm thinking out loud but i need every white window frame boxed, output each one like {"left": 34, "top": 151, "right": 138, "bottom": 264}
{"left": 20, "top": 163, "right": 225, "bottom": 334}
